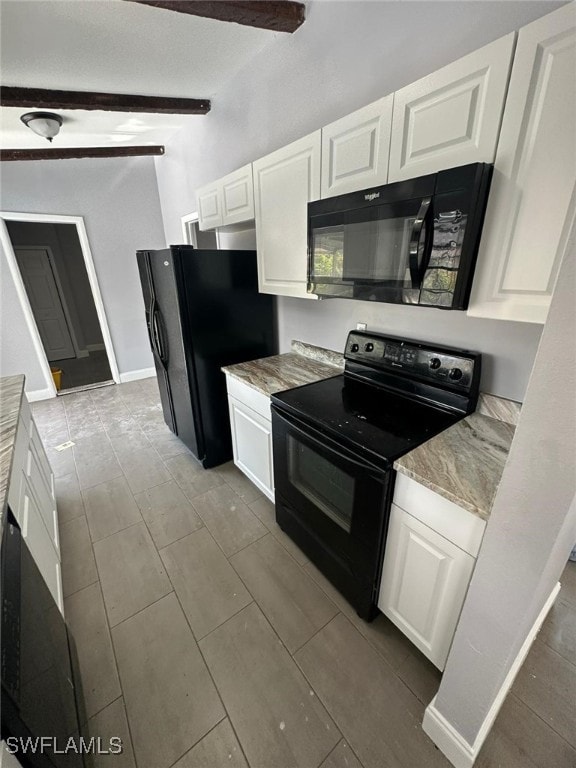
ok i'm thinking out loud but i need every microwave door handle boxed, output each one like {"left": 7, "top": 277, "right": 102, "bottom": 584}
{"left": 408, "top": 197, "right": 432, "bottom": 289}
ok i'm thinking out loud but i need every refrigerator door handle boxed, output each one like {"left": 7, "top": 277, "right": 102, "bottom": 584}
{"left": 153, "top": 305, "right": 169, "bottom": 366}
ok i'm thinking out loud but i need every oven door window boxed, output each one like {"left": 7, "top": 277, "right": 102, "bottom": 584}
{"left": 287, "top": 435, "right": 354, "bottom": 532}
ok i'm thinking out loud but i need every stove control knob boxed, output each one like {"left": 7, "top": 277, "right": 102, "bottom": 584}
{"left": 365, "top": 343, "right": 374, "bottom": 352}
{"left": 429, "top": 357, "right": 442, "bottom": 370}
{"left": 351, "top": 343, "right": 359, "bottom": 353}
{"left": 449, "top": 367, "right": 463, "bottom": 381}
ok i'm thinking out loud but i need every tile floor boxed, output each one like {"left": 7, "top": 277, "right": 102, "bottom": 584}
{"left": 32, "top": 378, "right": 576, "bottom": 768}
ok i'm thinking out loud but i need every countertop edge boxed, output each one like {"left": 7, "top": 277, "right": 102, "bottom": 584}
{"left": 0, "top": 374, "right": 27, "bottom": 522}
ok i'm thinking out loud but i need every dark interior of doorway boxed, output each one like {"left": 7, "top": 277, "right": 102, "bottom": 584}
{"left": 7, "top": 220, "right": 114, "bottom": 394}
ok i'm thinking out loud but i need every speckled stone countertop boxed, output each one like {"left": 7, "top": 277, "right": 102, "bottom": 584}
{"left": 222, "top": 341, "right": 343, "bottom": 397}
{"left": 394, "top": 412, "right": 515, "bottom": 520}
{"left": 0, "top": 375, "right": 26, "bottom": 517}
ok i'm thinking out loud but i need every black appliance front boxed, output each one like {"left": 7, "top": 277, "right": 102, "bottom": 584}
{"left": 1, "top": 515, "right": 84, "bottom": 768}
{"left": 137, "top": 246, "right": 276, "bottom": 468}
{"left": 271, "top": 330, "right": 481, "bottom": 621}
{"left": 308, "top": 162, "right": 492, "bottom": 309}
{"left": 272, "top": 407, "right": 393, "bottom": 620}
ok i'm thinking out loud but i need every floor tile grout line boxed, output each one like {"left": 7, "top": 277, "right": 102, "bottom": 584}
{"left": 163, "top": 714, "right": 229, "bottom": 768}
{"left": 155, "top": 519, "right": 255, "bottom": 643}
{"left": 62, "top": 575, "right": 100, "bottom": 603}
{"left": 507, "top": 690, "right": 576, "bottom": 754}
{"left": 106, "top": 588, "right": 176, "bottom": 633}
{"left": 167, "top": 582, "right": 250, "bottom": 766}
{"left": 82, "top": 693, "right": 123, "bottom": 726}
{"left": 224, "top": 531, "right": 341, "bottom": 655}
{"left": 66, "top": 579, "right": 124, "bottom": 732}
{"left": 92, "top": 577, "right": 141, "bottom": 768}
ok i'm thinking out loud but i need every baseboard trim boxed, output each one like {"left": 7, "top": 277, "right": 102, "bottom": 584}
{"left": 119, "top": 367, "right": 156, "bottom": 383}
{"left": 27, "top": 387, "right": 56, "bottom": 402}
{"left": 423, "top": 581, "right": 561, "bottom": 768}
{"left": 86, "top": 343, "right": 106, "bottom": 352}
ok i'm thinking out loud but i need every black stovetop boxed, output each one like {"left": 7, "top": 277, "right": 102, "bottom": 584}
{"left": 271, "top": 373, "right": 463, "bottom": 468}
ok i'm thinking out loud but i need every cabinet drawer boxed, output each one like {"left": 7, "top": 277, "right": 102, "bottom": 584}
{"left": 26, "top": 423, "right": 58, "bottom": 552}
{"left": 21, "top": 478, "right": 63, "bottom": 613}
{"left": 393, "top": 473, "right": 485, "bottom": 557}
{"left": 225, "top": 375, "right": 271, "bottom": 420}
{"left": 7, "top": 415, "right": 29, "bottom": 521}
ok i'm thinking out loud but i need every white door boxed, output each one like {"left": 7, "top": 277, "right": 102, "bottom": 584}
{"left": 321, "top": 95, "right": 393, "bottom": 197}
{"left": 16, "top": 247, "right": 76, "bottom": 361}
{"left": 388, "top": 33, "right": 515, "bottom": 181}
{"left": 468, "top": 3, "right": 576, "bottom": 324}
{"left": 378, "top": 503, "right": 475, "bottom": 670}
{"left": 253, "top": 130, "right": 321, "bottom": 298}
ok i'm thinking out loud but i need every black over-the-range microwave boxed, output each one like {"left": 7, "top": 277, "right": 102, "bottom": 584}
{"left": 307, "top": 162, "right": 493, "bottom": 309}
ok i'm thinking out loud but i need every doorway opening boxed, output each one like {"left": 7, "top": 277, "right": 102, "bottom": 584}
{"left": 3, "top": 216, "right": 117, "bottom": 395}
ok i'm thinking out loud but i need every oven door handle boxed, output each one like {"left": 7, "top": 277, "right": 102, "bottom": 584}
{"left": 271, "top": 405, "right": 387, "bottom": 481}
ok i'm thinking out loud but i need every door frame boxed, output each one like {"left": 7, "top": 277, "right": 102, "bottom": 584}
{"left": 14, "top": 244, "right": 84, "bottom": 361}
{"left": 0, "top": 211, "right": 120, "bottom": 398}
{"left": 181, "top": 211, "right": 222, "bottom": 248}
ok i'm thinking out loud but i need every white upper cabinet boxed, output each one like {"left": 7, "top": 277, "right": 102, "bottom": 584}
{"left": 197, "top": 164, "right": 254, "bottom": 230}
{"left": 197, "top": 184, "right": 223, "bottom": 230}
{"left": 468, "top": 4, "right": 576, "bottom": 324}
{"left": 388, "top": 33, "right": 515, "bottom": 182}
{"left": 321, "top": 95, "right": 393, "bottom": 197}
{"left": 253, "top": 131, "right": 321, "bottom": 299}
{"left": 221, "top": 164, "right": 255, "bottom": 225}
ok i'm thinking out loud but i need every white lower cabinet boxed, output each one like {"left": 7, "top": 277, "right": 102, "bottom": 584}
{"left": 378, "top": 474, "right": 485, "bottom": 671}
{"left": 7, "top": 400, "right": 62, "bottom": 613}
{"left": 225, "top": 375, "right": 274, "bottom": 502}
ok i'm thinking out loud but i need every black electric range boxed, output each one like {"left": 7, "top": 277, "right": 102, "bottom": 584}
{"left": 271, "top": 330, "right": 481, "bottom": 619}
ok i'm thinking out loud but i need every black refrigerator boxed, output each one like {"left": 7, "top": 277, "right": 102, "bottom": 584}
{"left": 136, "top": 246, "right": 276, "bottom": 468}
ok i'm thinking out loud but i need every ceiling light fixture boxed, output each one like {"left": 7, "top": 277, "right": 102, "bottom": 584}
{"left": 20, "top": 111, "right": 63, "bottom": 142}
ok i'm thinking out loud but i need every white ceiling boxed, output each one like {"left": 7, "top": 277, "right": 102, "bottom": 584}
{"left": 0, "top": 0, "right": 279, "bottom": 149}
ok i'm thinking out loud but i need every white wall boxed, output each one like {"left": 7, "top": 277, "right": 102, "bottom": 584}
{"left": 154, "top": 0, "right": 564, "bottom": 401}
{"left": 429, "top": 218, "right": 576, "bottom": 754}
{"left": 0, "top": 157, "right": 166, "bottom": 391}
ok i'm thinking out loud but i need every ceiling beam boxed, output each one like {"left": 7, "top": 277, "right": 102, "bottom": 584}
{"left": 0, "top": 87, "right": 210, "bottom": 115}
{"left": 0, "top": 146, "right": 166, "bottom": 162}
{"left": 124, "top": 1, "right": 305, "bottom": 33}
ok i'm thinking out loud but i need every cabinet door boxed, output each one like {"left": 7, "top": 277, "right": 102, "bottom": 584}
{"left": 253, "top": 131, "right": 321, "bottom": 298}
{"left": 221, "top": 164, "right": 255, "bottom": 225}
{"left": 468, "top": 4, "right": 576, "bottom": 324}
{"left": 21, "top": 477, "right": 63, "bottom": 613}
{"left": 321, "top": 96, "right": 393, "bottom": 197}
{"left": 197, "top": 183, "right": 223, "bottom": 230}
{"left": 228, "top": 396, "right": 274, "bottom": 501}
{"left": 388, "top": 33, "right": 515, "bottom": 182}
{"left": 27, "top": 422, "right": 59, "bottom": 554}
{"left": 378, "top": 504, "right": 475, "bottom": 670}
